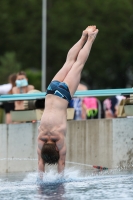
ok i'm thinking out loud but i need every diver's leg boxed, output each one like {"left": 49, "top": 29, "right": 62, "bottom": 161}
{"left": 63, "top": 26, "right": 99, "bottom": 96}
{"left": 52, "top": 27, "right": 90, "bottom": 82}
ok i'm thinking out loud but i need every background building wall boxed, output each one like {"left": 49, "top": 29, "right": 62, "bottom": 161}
{"left": 0, "top": 119, "right": 133, "bottom": 173}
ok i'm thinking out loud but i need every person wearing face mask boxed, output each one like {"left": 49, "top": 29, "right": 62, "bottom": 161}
{"left": 12, "top": 71, "right": 34, "bottom": 110}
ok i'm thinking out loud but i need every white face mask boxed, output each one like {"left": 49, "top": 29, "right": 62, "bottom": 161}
{"left": 15, "top": 79, "right": 28, "bottom": 88}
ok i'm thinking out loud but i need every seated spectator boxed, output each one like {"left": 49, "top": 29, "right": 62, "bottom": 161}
{"left": 71, "top": 83, "right": 101, "bottom": 120}
{"left": 77, "top": 83, "right": 88, "bottom": 91}
{"left": 12, "top": 71, "right": 34, "bottom": 110}
{"left": 103, "top": 95, "right": 126, "bottom": 118}
{"left": 72, "top": 83, "right": 88, "bottom": 120}
{"left": 74, "top": 83, "right": 100, "bottom": 120}
{"left": 2, "top": 73, "right": 17, "bottom": 124}
{"left": 73, "top": 97, "right": 83, "bottom": 120}
{"left": 82, "top": 97, "right": 98, "bottom": 119}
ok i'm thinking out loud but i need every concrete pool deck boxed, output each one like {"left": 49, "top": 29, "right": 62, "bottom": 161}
{"left": 0, "top": 118, "right": 133, "bottom": 173}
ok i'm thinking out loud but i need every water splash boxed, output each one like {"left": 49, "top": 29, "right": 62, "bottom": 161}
{"left": 1, "top": 168, "right": 133, "bottom": 200}
{"left": 25, "top": 168, "right": 131, "bottom": 186}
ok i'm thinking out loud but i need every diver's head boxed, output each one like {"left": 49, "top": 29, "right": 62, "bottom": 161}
{"left": 41, "top": 143, "right": 59, "bottom": 165}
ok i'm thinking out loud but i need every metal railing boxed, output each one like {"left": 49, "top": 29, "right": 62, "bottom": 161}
{"left": 0, "top": 88, "right": 133, "bottom": 102}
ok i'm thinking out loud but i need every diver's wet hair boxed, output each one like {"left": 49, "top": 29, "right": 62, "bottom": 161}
{"left": 41, "top": 143, "right": 59, "bottom": 165}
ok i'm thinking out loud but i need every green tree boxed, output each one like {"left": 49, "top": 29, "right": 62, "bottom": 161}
{"left": 0, "top": 52, "right": 21, "bottom": 84}
{"left": 47, "top": 0, "right": 133, "bottom": 89}
{"left": 0, "top": 0, "right": 133, "bottom": 89}
{"left": 25, "top": 69, "right": 41, "bottom": 90}
{"left": 0, "top": 0, "right": 42, "bottom": 70}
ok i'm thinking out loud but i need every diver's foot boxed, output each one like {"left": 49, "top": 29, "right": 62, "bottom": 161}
{"left": 82, "top": 26, "right": 91, "bottom": 40}
{"left": 86, "top": 25, "right": 99, "bottom": 42}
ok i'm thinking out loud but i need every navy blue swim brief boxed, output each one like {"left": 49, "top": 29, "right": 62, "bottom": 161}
{"left": 46, "top": 80, "right": 72, "bottom": 103}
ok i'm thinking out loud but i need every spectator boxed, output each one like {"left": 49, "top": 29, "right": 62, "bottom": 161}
{"left": 77, "top": 83, "right": 88, "bottom": 91}
{"left": 82, "top": 97, "right": 98, "bottom": 119}
{"left": 73, "top": 83, "right": 100, "bottom": 120}
{"left": 103, "top": 95, "right": 126, "bottom": 118}
{"left": 72, "top": 83, "right": 88, "bottom": 120}
{"left": 12, "top": 71, "right": 34, "bottom": 110}
{"left": 2, "top": 73, "right": 17, "bottom": 124}
{"left": 73, "top": 97, "right": 83, "bottom": 120}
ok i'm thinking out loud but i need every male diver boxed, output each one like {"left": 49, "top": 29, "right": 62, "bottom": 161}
{"left": 37, "top": 26, "right": 99, "bottom": 175}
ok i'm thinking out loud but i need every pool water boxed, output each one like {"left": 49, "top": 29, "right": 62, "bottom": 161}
{"left": 0, "top": 168, "right": 133, "bottom": 200}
